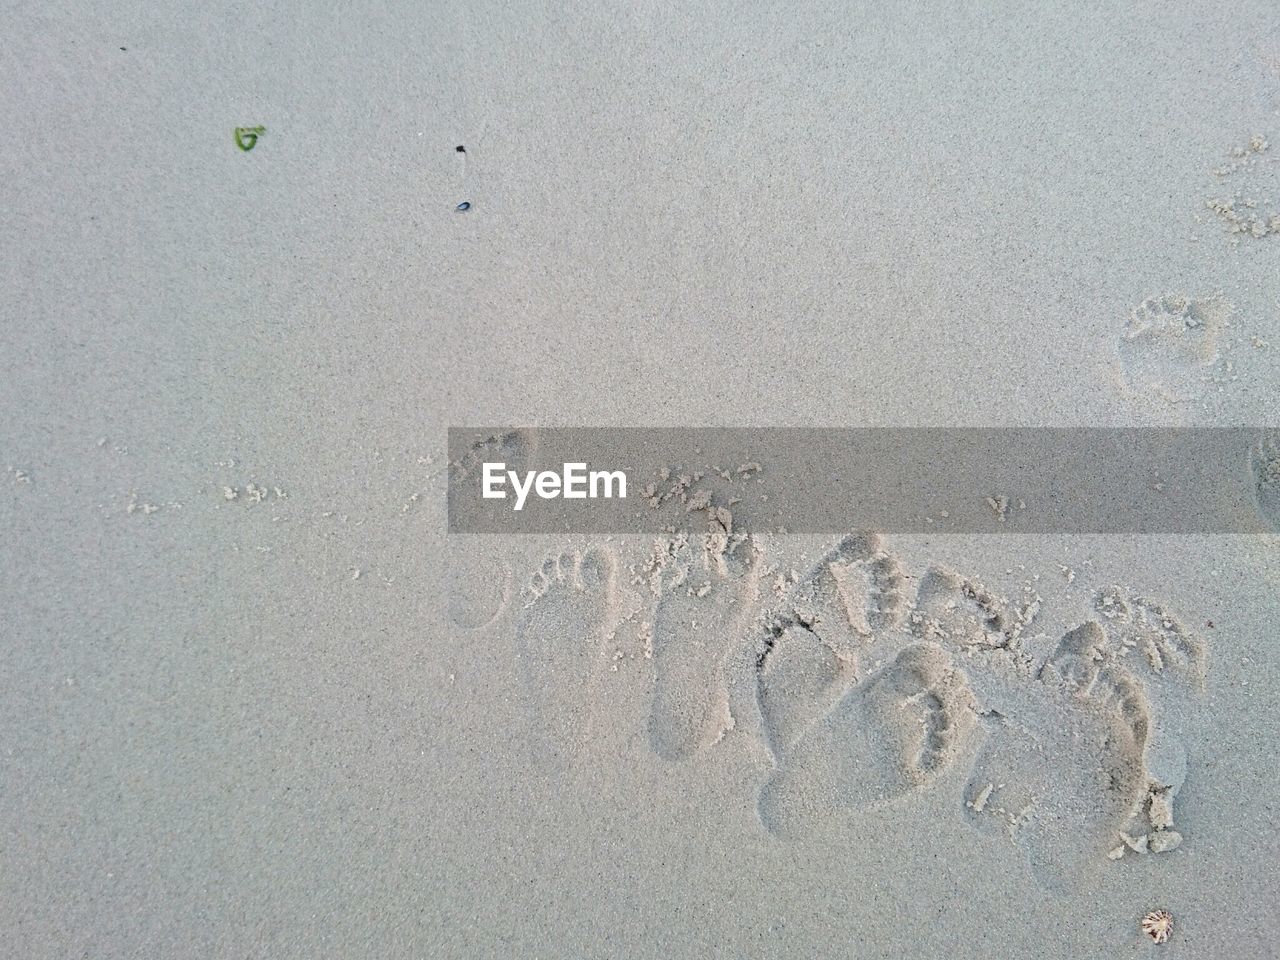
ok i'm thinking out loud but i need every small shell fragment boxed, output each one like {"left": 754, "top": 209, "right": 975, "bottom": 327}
{"left": 968, "top": 782, "right": 994, "bottom": 813}
{"left": 1141, "top": 909, "right": 1173, "bottom": 944}
{"left": 455, "top": 201, "right": 472, "bottom": 212}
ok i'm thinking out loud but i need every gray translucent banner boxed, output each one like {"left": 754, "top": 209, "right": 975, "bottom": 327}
{"left": 447, "top": 428, "right": 1280, "bottom": 534}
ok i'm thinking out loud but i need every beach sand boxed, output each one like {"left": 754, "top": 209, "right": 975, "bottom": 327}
{"left": 3, "top": 1, "right": 1279, "bottom": 956}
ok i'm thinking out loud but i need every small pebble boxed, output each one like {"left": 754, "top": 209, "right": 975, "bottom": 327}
{"left": 456, "top": 201, "right": 471, "bottom": 212}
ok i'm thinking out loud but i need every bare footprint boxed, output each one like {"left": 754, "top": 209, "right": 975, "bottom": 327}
{"left": 515, "top": 546, "right": 620, "bottom": 768}
{"left": 781, "top": 532, "right": 908, "bottom": 644}
{"left": 752, "top": 533, "right": 906, "bottom": 758}
{"left": 1093, "top": 586, "right": 1207, "bottom": 684}
{"left": 1249, "top": 435, "right": 1280, "bottom": 533}
{"left": 755, "top": 623, "right": 858, "bottom": 760}
{"left": 962, "top": 623, "right": 1155, "bottom": 892}
{"left": 447, "top": 547, "right": 513, "bottom": 630}
{"left": 452, "top": 428, "right": 538, "bottom": 482}
{"left": 1115, "top": 294, "right": 1230, "bottom": 406}
{"left": 1092, "top": 586, "right": 1206, "bottom": 795}
{"left": 757, "top": 643, "right": 978, "bottom": 838}
{"left": 910, "top": 565, "right": 1028, "bottom": 655}
{"left": 646, "top": 526, "right": 762, "bottom": 761}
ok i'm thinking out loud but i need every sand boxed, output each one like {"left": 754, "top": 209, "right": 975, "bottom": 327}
{"left": 3, "top": 1, "right": 1280, "bottom": 957}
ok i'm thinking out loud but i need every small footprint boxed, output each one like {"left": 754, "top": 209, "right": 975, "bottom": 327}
{"left": 751, "top": 533, "right": 905, "bottom": 757}
{"left": 452, "top": 428, "right": 538, "bottom": 481}
{"left": 1249, "top": 435, "right": 1280, "bottom": 533}
{"left": 755, "top": 622, "right": 859, "bottom": 759}
{"left": 1116, "top": 294, "right": 1230, "bottom": 405}
{"left": 515, "top": 546, "right": 620, "bottom": 768}
{"left": 963, "top": 623, "right": 1156, "bottom": 892}
{"left": 1091, "top": 586, "right": 1206, "bottom": 793}
{"left": 646, "top": 527, "right": 763, "bottom": 761}
{"left": 910, "top": 565, "right": 1027, "bottom": 655}
{"left": 780, "top": 532, "right": 908, "bottom": 645}
{"left": 757, "top": 643, "right": 978, "bottom": 838}
{"left": 1092, "top": 586, "right": 1207, "bottom": 684}
{"left": 447, "top": 550, "right": 513, "bottom": 630}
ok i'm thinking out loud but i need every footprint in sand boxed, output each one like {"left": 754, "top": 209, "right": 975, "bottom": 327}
{"left": 755, "top": 624, "right": 858, "bottom": 761}
{"left": 752, "top": 533, "right": 907, "bottom": 757}
{"left": 447, "top": 548, "right": 513, "bottom": 630}
{"left": 1249, "top": 435, "right": 1280, "bottom": 532}
{"left": 646, "top": 524, "right": 763, "bottom": 761}
{"left": 452, "top": 428, "right": 538, "bottom": 481}
{"left": 910, "top": 565, "right": 1032, "bottom": 656}
{"left": 756, "top": 642, "right": 979, "bottom": 838}
{"left": 961, "top": 613, "right": 1200, "bottom": 893}
{"left": 1115, "top": 294, "right": 1230, "bottom": 406}
{"left": 515, "top": 545, "right": 621, "bottom": 767}
{"left": 1093, "top": 586, "right": 1207, "bottom": 683}
{"left": 1091, "top": 586, "right": 1207, "bottom": 793}
{"left": 778, "top": 532, "right": 908, "bottom": 645}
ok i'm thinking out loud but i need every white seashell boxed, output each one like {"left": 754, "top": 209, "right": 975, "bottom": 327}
{"left": 1141, "top": 909, "right": 1173, "bottom": 944}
